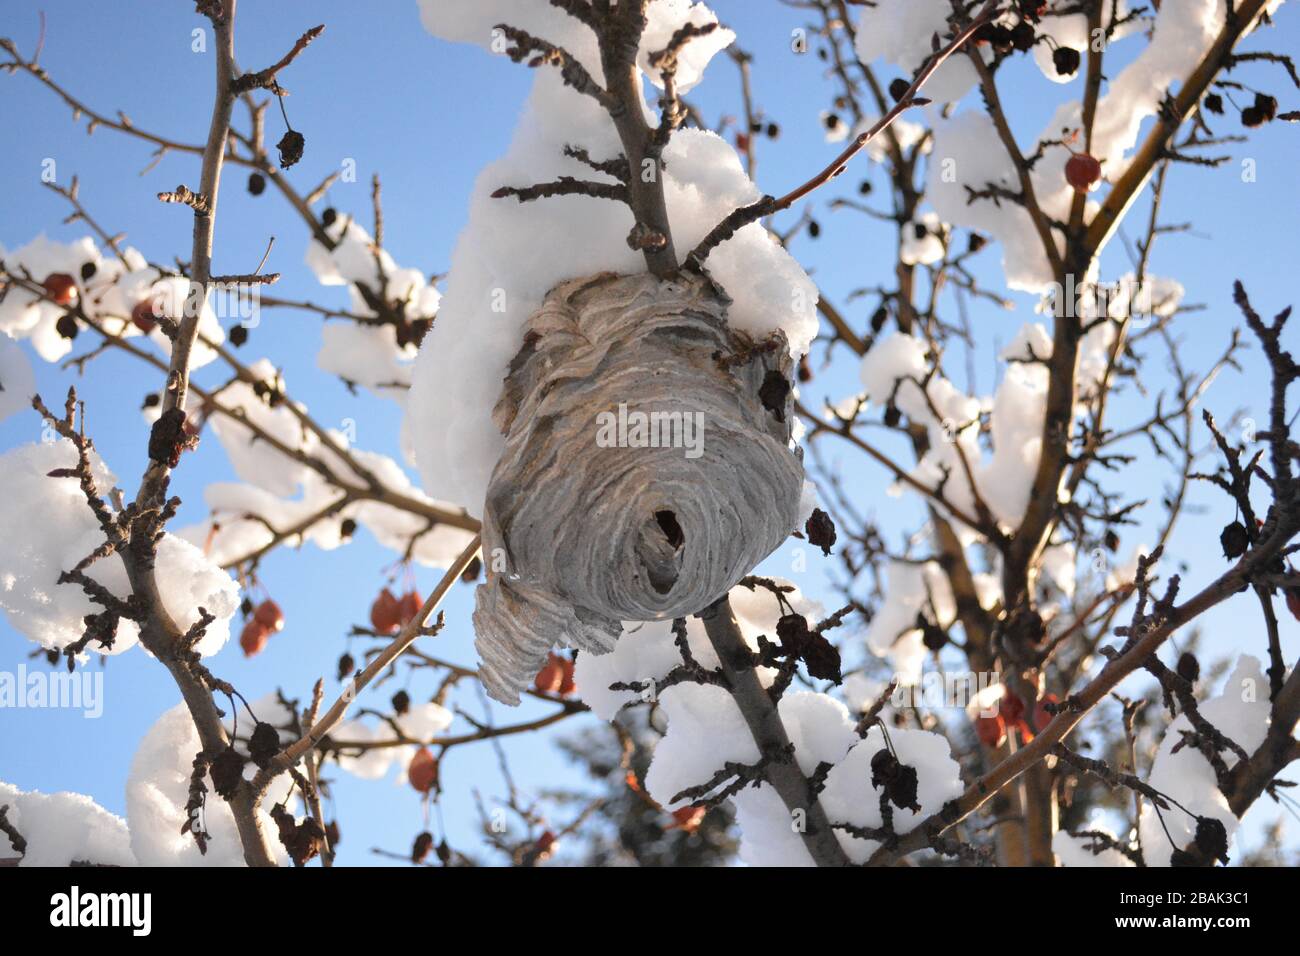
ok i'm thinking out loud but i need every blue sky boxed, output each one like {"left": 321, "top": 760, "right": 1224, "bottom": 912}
{"left": 0, "top": 1, "right": 1296, "bottom": 865}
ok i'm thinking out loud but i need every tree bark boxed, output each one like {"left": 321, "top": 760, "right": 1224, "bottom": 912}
{"left": 698, "top": 596, "right": 850, "bottom": 867}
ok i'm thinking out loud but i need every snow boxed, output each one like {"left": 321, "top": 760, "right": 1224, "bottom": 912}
{"left": 317, "top": 321, "right": 416, "bottom": 400}
{"left": 863, "top": 557, "right": 999, "bottom": 683}
{"left": 853, "top": 316, "right": 1123, "bottom": 535}
{"left": 0, "top": 439, "right": 239, "bottom": 657}
{"left": 728, "top": 691, "right": 861, "bottom": 865}
{"left": 0, "top": 234, "right": 229, "bottom": 366}
{"left": 900, "top": 213, "right": 946, "bottom": 266}
{"left": 1138, "top": 655, "right": 1273, "bottom": 866}
{"left": 574, "top": 580, "right": 820, "bottom": 720}
{"left": 410, "top": 0, "right": 818, "bottom": 516}
{"left": 0, "top": 235, "right": 101, "bottom": 363}
{"left": 641, "top": 677, "right": 964, "bottom": 865}
{"left": 819, "top": 723, "right": 965, "bottom": 863}
{"left": 305, "top": 214, "right": 441, "bottom": 404}
{"left": 1054, "top": 823, "right": 1137, "bottom": 866}
{"left": 207, "top": 360, "right": 317, "bottom": 497}
{"left": 0, "top": 780, "right": 136, "bottom": 866}
{"left": 180, "top": 427, "right": 476, "bottom": 570}
{"left": 852, "top": 0, "right": 988, "bottom": 104}
{"left": 643, "top": 682, "right": 758, "bottom": 809}
{"left": 0, "top": 332, "right": 35, "bottom": 422}
{"left": 919, "top": 0, "right": 1286, "bottom": 292}
{"left": 140, "top": 277, "right": 226, "bottom": 371}
{"left": 126, "top": 700, "right": 294, "bottom": 866}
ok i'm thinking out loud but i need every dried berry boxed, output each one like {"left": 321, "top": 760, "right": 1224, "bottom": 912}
{"left": 870, "top": 749, "right": 919, "bottom": 811}
{"left": 340, "top": 517, "right": 357, "bottom": 540}
{"left": 987, "top": 25, "right": 1015, "bottom": 54}
{"left": 1285, "top": 587, "right": 1300, "bottom": 622}
{"left": 558, "top": 656, "right": 577, "bottom": 696}
{"left": 999, "top": 691, "right": 1025, "bottom": 726}
{"left": 370, "top": 587, "right": 402, "bottom": 634}
{"left": 209, "top": 746, "right": 246, "bottom": 800}
{"left": 1219, "top": 520, "right": 1249, "bottom": 559}
{"left": 55, "top": 313, "right": 79, "bottom": 340}
{"left": 1177, "top": 651, "right": 1200, "bottom": 685}
{"left": 79, "top": 261, "right": 97, "bottom": 281}
{"left": 147, "top": 407, "right": 195, "bottom": 468}
{"left": 248, "top": 721, "right": 280, "bottom": 768}
{"left": 975, "top": 712, "right": 1007, "bottom": 748}
{"left": 534, "top": 653, "right": 565, "bottom": 694}
{"left": 391, "top": 689, "right": 411, "bottom": 715}
{"left": 1194, "top": 816, "right": 1229, "bottom": 864}
{"left": 254, "top": 598, "right": 284, "bottom": 632}
{"left": 824, "top": 112, "right": 840, "bottom": 131}
{"left": 460, "top": 555, "right": 481, "bottom": 583}
{"left": 1203, "top": 93, "right": 1224, "bottom": 114}
{"left": 1052, "top": 46, "right": 1081, "bottom": 76}
{"left": 1254, "top": 92, "right": 1278, "bottom": 123}
{"left": 240, "top": 619, "right": 270, "bottom": 657}
{"left": 336, "top": 651, "right": 355, "bottom": 682}
{"left": 398, "top": 589, "right": 423, "bottom": 627}
{"left": 247, "top": 171, "right": 267, "bottom": 195}
{"left": 776, "top": 613, "right": 810, "bottom": 653}
{"left": 870, "top": 748, "right": 898, "bottom": 789}
{"left": 1010, "top": 21, "right": 1035, "bottom": 53}
{"left": 802, "top": 632, "right": 843, "bottom": 683}
{"left": 887, "top": 763, "right": 920, "bottom": 812}
{"left": 42, "top": 272, "right": 77, "bottom": 305}
{"left": 228, "top": 324, "right": 249, "bottom": 347}
{"left": 533, "top": 830, "right": 557, "bottom": 861}
{"left": 805, "top": 508, "right": 837, "bottom": 556}
{"left": 276, "top": 129, "right": 305, "bottom": 168}
{"left": 921, "top": 622, "right": 948, "bottom": 651}
{"left": 889, "top": 77, "right": 911, "bottom": 101}
{"left": 807, "top": 219, "right": 821, "bottom": 239}
{"left": 272, "top": 805, "right": 325, "bottom": 866}
{"left": 412, "top": 830, "right": 434, "bottom": 863}
{"left": 669, "top": 806, "right": 706, "bottom": 833}
{"left": 408, "top": 746, "right": 439, "bottom": 793}
{"left": 131, "top": 299, "right": 158, "bottom": 333}
{"left": 883, "top": 403, "right": 902, "bottom": 428}
{"left": 321, "top": 207, "right": 338, "bottom": 228}
{"left": 967, "top": 232, "right": 987, "bottom": 253}
{"left": 1065, "top": 152, "right": 1102, "bottom": 193}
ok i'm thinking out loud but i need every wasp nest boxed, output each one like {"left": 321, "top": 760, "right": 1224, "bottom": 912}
{"left": 474, "top": 272, "right": 804, "bottom": 704}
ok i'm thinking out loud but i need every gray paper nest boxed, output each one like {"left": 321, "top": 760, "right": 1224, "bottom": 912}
{"left": 474, "top": 272, "right": 805, "bottom": 704}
